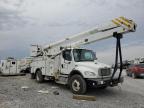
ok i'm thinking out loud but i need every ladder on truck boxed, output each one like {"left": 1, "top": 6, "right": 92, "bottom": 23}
{"left": 31, "top": 16, "right": 136, "bottom": 82}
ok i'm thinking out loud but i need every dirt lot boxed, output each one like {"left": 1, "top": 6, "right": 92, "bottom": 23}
{"left": 0, "top": 72, "right": 144, "bottom": 108}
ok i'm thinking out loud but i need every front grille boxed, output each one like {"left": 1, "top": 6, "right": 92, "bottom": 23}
{"left": 98, "top": 68, "right": 111, "bottom": 76}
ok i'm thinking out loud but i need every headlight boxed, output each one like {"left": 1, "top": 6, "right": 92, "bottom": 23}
{"left": 84, "top": 71, "right": 96, "bottom": 76}
{"left": 98, "top": 68, "right": 111, "bottom": 76}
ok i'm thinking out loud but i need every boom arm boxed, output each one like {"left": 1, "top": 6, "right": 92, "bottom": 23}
{"left": 31, "top": 16, "right": 136, "bottom": 57}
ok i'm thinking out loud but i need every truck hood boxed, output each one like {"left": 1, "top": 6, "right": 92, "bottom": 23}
{"left": 75, "top": 61, "right": 111, "bottom": 71}
{"left": 74, "top": 61, "right": 111, "bottom": 78}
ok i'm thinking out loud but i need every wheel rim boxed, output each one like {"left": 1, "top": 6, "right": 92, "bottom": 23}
{"left": 72, "top": 79, "right": 80, "bottom": 92}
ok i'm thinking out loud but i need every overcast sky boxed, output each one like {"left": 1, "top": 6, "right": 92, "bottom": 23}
{"left": 0, "top": 0, "right": 144, "bottom": 64}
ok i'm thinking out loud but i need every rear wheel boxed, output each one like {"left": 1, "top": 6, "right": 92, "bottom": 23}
{"left": 69, "top": 74, "right": 87, "bottom": 94}
{"left": 36, "top": 70, "right": 44, "bottom": 83}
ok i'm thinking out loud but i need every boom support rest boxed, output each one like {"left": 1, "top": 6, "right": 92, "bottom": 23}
{"left": 111, "top": 32, "right": 123, "bottom": 81}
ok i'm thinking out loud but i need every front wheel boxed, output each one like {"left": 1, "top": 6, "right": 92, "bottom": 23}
{"left": 36, "top": 70, "right": 44, "bottom": 83}
{"left": 69, "top": 74, "right": 87, "bottom": 94}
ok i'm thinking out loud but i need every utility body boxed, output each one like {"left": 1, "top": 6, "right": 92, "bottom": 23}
{"left": 0, "top": 57, "right": 32, "bottom": 75}
{"left": 0, "top": 58, "right": 22, "bottom": 75}
{"left": 30, "top": 17, "right": 136, "bottom": 94}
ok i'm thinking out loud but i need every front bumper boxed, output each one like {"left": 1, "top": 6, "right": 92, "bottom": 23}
{"left": 86, "top": 77, "right": 124, "bottom": 87}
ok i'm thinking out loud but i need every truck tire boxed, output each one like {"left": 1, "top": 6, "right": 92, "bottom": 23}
{"left": 36, "top": 70, "right": 44, "bottom": 83}
{"left": 69, "top": 74, "right": 87, "bottom": 94}
{"left": 30, "top": 73, "right": 35, "bottom": 79}
{"left": 132, "top": 73, "right": 137, "bottom": 79}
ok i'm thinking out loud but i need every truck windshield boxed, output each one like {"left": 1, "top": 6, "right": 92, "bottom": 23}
{"left": 73, "top": 49, "right": 96, "bottom": 62}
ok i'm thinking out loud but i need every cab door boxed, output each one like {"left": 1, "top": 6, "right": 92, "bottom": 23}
{"left": 60, "top": 49, "right": 72, "bottom": 74}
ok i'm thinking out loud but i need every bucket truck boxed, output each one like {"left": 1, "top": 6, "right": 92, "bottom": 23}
{"left": 0, "top": 57, "right": 23, "bottom": 75}
{"left": 30, "top": 16, "right": 136, "bottom": 94}
{"left": 0, "top": 57, "right": 32, "bottom": 75}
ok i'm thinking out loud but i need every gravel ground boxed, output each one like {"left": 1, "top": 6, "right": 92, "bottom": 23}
{"left": 0, "top": 71, "right": 144, "bottom": 108}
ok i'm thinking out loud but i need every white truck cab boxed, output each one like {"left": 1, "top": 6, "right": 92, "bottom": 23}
{"left": 61, "top": 48, "right": 111, "bottom": 78}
